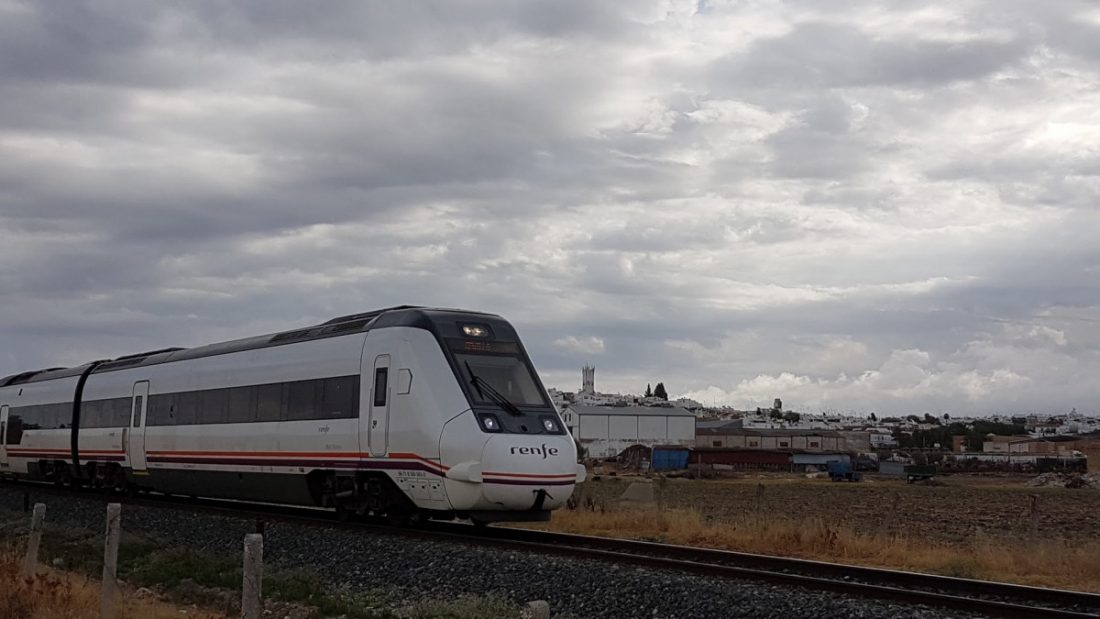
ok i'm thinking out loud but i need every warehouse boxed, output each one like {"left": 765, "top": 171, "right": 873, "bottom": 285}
{"left": 561, "top": 404, "right": 696, "bottom": 459}
{"left": 696, "top": 424, "right": 848, "bottom": 452}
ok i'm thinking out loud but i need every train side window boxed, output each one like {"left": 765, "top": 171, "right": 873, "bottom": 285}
{"left": 255, "top": 383, "right": 283, "bottom": 422}
{"left": 5, "top": 414, "right": 21, "bottom": 444}
{"left": 286, "top": 380, "right": 319, "bottom": 421}
{"left": 132, "top": 396, "right": 143, "bottom": 427}
{"left": 175, "top": 392, "right": 199, "bottom": 425}
{"left": 373, "top": 368, "right": 388, "bottom": 407}
{"left": 54, "top": 403, "right": 69, "bottom": 429}
{"left": 148, "top": 394, "right": 173, "bottom": 426}
{"left": 115, "top": 398, "right": 131, "bottom": 426}
{"left": 322, "top": 376, "right": 358, "bottom": 418}
{"left": 227, "top": 385, "right": 255, "bottom": 423}
{"left": 201, "top": 389, "right": 228, "bottom": 425}
{"left": 397, "top": 369, "right": 412, "bottom": 395}
{"left": 82, "top": 400, "right": 103, "bottom": 428}
{"left": 38, "top": 404, "right": 54, "bottom": 430}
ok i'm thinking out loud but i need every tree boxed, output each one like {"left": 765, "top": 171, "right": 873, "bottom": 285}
{"left": 943, "top": 413, "right": 950, "bottom": 420}
{"left": 653, "top": 382, "right": 668, "bottom": 401}
{"left": 870, "top": 412, "right": 877, "bottom": 422}
{"left": 644, "top": 384, "right": 653, "bottom": 398}
{"left": 923, "top": 413, "right": 941, "bottom": 425}
{"left": 906, "top": 414, "right": 921, "bottom": 423}
{"left": 893, "top": 420, "right": 1027, "bottom": 452}
{"left": 782, "top": 411, "right": 801, "bottom": 423}
{"left": 769, "top": 409, "right": 783, "bottom": 420}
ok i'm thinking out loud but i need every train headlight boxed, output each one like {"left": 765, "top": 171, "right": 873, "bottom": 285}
{"left": 540, "top": 416, "right": 561, "bottom": 433}
{"left": 462, "top": 324, "right": 491, "bottom": 338}
{"left": 478, "top": 413, "right": 503, "bottom": 432}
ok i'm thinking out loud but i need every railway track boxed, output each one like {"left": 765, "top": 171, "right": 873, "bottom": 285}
{"left": 5, "top": 481, "right": 1099, "bottom": 618}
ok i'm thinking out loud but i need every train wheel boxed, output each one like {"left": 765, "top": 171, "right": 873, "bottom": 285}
{"left": 335, "top": 504, "right": 353, "bottom": 523}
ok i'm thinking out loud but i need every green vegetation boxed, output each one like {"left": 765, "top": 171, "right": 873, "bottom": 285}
{"left": 653, "top": 382, "right": 668, "bottom": 400}
{"left": 894, "top": 420, "right": 1028, "bottom": 450}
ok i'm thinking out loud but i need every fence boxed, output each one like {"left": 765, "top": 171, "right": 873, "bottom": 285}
{"left": 17, "top": 498, "right": 266, "bottom": 619}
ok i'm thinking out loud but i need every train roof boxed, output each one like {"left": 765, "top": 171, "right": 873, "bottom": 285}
{"left": 7, "top": 305, "right": 500, "bottom": 383}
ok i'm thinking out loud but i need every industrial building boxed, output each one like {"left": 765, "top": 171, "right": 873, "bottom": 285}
{"left": 561, "top": 404, "right": 696, "bottom": 459}
{"left": 696, "top": 421, "right": 848, "bottom": 452}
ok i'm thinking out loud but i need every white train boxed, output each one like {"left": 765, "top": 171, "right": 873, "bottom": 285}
{"left": 0, "top": 306, "right": 583, "bottom": 524}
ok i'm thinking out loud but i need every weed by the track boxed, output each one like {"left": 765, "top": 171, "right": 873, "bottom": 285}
{"left": 529, "top": 505, "right": 1100, "bottom": 592}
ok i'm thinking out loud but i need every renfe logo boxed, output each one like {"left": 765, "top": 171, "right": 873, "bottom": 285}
{"left": 511, "top": 444, "right": 560, "bottom": 459}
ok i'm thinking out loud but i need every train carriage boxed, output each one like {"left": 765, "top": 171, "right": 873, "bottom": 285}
{"left": 0, "top": 306, "right": 583, "bottom": 524}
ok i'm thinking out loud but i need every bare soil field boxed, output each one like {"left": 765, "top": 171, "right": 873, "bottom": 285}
{"left": 572, "top": 473, "right": 1100, "bottom": 546}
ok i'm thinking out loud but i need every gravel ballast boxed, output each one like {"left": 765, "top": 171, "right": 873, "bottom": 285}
{"left": 0, "top": 485, "right": 984, "bottom": 619}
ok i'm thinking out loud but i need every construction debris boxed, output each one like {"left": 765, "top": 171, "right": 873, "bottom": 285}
{"left": 1026, "top": 472, "right": 1100, "bottom": 489}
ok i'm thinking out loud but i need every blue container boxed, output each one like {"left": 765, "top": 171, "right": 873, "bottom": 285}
{"left": 652, "top": 447, "right": 690, "bottom": 471}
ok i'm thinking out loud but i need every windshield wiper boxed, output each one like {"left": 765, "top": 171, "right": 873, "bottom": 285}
{"left": 465, "top": 361, "right": 523, "bottom": 417}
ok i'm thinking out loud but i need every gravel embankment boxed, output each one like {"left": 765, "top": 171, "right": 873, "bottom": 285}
{"left": 0, "top": 485, "right": 983, "bottom": 619}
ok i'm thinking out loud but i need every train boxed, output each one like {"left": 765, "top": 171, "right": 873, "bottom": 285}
{"left": 0, "top": 306, "right": 584, "bottom": 524}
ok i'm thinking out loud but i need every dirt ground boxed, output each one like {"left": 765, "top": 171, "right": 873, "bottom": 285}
{"left": 570, "top": 473, "right": 1100, "bottom": 546}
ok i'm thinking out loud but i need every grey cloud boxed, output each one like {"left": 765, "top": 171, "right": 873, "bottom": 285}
{"left": 714, "top": 21, "right": 1032, "bottom": 90}
{"left": 1, "top": 1, "right": 1098, "bottom": 414}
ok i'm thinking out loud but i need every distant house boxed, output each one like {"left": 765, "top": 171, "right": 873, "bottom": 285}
{"left": 869, "top": 431, "right": 898, "bottom": 449}
{"left": 982, "top": 435, "right": 1033, "bottom": 454}
{"left": 561, "top": 404, "right": 696, "bottom": 459}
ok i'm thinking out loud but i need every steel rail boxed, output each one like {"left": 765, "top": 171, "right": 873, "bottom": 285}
{"left": 3, "top": 481, "right": 1098, "bottom": 618}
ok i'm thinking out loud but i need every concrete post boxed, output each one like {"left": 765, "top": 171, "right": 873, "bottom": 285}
{"left": 21, "top": 503, "right": 46, "bottom": 578}
{"left": 101, "top": 503, "right": 122, "bottom": 619}
{"left": 1029, "top": 494, "right": 1039, "bottom": 538}
{"left": 242, "top": 533, "right": 263, "bottom": 619}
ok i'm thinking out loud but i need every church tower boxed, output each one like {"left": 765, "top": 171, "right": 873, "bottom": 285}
{"left": 581, "top": 365, "right": 595, "bottom": 395}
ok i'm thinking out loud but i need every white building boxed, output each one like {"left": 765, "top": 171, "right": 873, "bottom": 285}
{"left": 869, "top": 431, "right": 898, "bottom": 449}
{"left": 562, "top": 404, "right": 696, "bottom": 459}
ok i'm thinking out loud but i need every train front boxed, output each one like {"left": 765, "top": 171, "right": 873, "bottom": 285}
{"left": 431, "top": 312, "right": 584, "bottom": 524}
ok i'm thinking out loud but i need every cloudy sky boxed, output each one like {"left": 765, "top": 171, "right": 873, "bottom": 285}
{"left": 2, "top": 1, "right": 1098, "bottom": 415}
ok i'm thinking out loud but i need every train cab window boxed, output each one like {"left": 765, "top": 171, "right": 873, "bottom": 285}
{"left": 373, "top": 368, "right": 388, "bottom": 407}
{"left": 454, "top": 353, "right": 547, "bottom": 407}
{"left": 132, "top": 396, "right": 143, "bottom": 427}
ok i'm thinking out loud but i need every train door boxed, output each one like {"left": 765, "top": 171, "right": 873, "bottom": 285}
{"left": 0, "top": 405, "right": 8, "bottom": 469}
{"left": 128, "top": 382, "right": 149, "bottom": 472}
{"left": 368, "top": 355, "right": 391, "bottom": 456}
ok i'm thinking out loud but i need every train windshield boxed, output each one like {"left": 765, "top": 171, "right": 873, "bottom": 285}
{"left": 454, "top": 353, "right": 548, "bottom": 408}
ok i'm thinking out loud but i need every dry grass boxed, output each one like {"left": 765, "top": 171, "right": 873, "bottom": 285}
{"left": 530, "top": 506, "right": 1100, "bottom": 592}
{"left": 0, "top": 550, "right": 225, "bottom": 619}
